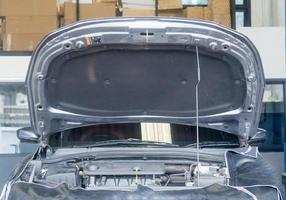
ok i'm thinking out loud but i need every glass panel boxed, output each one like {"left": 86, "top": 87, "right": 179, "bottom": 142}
{"left": 48, "top": 123, "right": 239, "bottom": 148}
{"left": 235, "top": 11, "right": 245, "bottom": 28}
{"left": 0, "top": 84, "right": 30, "bottom": 127}
{"left": 235, "top": 0, "right": 244, "bottom": 5}
{"left": 263, "top": 84, "right": 284, "bottom": 102}
{"left": 0, "top": 83, "right": 31, "bottom": 154}
{"left": 259, "top": 84, "right": 285, "bottom": 152}
{"left": 182, "top": 0, "right": 208, "bottom": 6}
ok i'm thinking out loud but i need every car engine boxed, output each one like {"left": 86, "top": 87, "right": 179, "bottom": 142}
{"left": 20, "top": 159, "right": 227, "bottom": 189}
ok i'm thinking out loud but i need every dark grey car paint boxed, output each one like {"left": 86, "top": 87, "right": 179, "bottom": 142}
{"left": 26, "top": 17, "right": 264, "bottom": 142}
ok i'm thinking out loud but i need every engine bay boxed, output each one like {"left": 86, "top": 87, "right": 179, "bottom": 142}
{"left": 19, "top": 159, "right": 227, "bottom": 189}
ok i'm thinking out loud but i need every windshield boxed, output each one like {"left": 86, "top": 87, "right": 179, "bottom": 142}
{"left": 48, "top": 123, "right": 239, "bottom": 148}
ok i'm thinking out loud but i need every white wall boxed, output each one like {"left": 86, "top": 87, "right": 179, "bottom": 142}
{"left": 251, "top": 0, "right": 285, "bottom": 27}
{"left": 238, "top": 27, "right": 286, "bottom": 79}
{"left": 0, "top": 56, "right": 30, "bottom": 82}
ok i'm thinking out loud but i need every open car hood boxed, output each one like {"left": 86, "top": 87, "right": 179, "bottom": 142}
{"left": 26, "top": 18, "right": 264, "bottom": 142}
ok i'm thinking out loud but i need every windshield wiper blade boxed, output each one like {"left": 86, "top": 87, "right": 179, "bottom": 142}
{"left": 74, "top": 138, "right": 179, "bottom": 148}
{"left": 44, "top": 154, "right": 97, "bottom": 164}
{"left": 185, "top": 141, "right": 240, "bottom": 148}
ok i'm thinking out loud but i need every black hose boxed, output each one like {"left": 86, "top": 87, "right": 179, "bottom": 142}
{"left": 76, "top": 0, "right": 80, "bottom": 21}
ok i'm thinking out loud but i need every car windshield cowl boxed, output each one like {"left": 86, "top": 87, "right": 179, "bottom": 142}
{"left": 72, "top": 138, "right": 180, "bottom": 148}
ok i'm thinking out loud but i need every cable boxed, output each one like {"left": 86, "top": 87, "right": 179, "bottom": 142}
{"left": 195, "top": 45, "right": 201, "bottom": 187}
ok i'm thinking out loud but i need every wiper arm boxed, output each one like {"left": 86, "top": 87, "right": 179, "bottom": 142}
{"left": 74, "top": 138, "right": 179, "bottom": 148}
{"left": 185, "top": 141, "right": 239, "bottom": 148}
{"left": 44, "top": 154, "right": 97, "bottom": 164}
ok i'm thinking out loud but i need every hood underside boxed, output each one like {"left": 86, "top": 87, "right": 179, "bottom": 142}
{"left": 26, "top": 17, "right": 264, "bottom": 141}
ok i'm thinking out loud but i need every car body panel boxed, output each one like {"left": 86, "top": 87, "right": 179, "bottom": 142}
{"left": 26, "top": 17, "right": 264, "bottom": 142}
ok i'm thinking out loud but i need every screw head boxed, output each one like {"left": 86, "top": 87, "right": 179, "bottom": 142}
{"left": 247, "top": 74, "right": 256, "bottom": 82}
{"left": 209, "top": 42, "right": 218, "bottom": 50}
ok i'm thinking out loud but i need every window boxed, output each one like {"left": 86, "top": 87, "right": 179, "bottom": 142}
{"left": 48, "top": 123, "right": 239, "bottom": 148}
{"left": 235, "top": 0, "right": 244, "bottom": 5}
{"left": 0, "top": 83, "right": 30, "bottom": 154}
{"left": 182, "top": 0, "right": 208, "bottom": 6}
{"left": 0, "top": 83, "right": 30, "bottom": 127}
{"left": 231, "top": 0, "right": 251, "bottom": 29}
{"left": 258, "top": 82, "right": 285, "bottom": 152}
{"left": 235, "top": 11, "right": 245, "bottom": 28}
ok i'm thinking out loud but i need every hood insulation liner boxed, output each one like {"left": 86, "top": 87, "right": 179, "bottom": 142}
{"left": 46, "top": 47, "right": 245, "bottom": 117}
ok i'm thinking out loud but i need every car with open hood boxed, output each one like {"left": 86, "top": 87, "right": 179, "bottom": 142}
{"left": 1, "top": 17, "right": 283, "bottom": 200}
